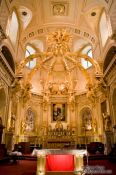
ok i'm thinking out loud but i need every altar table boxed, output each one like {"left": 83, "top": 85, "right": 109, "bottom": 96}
{"left": 36, "top": 149, "right": 87, "bottom": 175}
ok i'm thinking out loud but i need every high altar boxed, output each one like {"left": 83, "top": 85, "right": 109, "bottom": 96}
{"left": 15, "top": 29, "right": 102, "bottom": 149}
{"left": 36, "top": 149, "right": 87, "bottom": 175}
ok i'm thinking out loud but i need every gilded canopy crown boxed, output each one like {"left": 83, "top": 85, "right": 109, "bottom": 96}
{"left": 47, "top": 29, "right": 72, "bottom": 55}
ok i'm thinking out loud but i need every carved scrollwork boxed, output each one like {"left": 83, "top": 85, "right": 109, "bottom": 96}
{"left": 43, "top": 92, "right": 49, "bottom": 111}
{"left": 68, "top": 92, "right": 75, "bottom": 111}
{"left": 21, "top": 82, "right": 32, "bottom": 105}
{"left": 48, "top": 81, "right": 69, "bottom": 95}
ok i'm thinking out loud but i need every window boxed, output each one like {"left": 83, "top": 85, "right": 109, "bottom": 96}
{"left": 6, "top": 11, "right": 19, "bottom": 46}
{"left": 99, "top": 11, "right": 109, "bottom": 47}
{"left": 25, "top": 45, "right": 36, "bottom": 69}
{"left": 81, "top": 49, "right": 92, "bottom": 69}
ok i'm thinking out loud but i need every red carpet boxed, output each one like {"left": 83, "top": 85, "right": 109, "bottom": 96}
{"left": 0, "top": 158, "right": 116, "bottom": 175}
{"left": 85, "top": 159, "right": 116, "bottom": 175}
{"left": 0, "top": 160, "right": 36, "bottom": 175}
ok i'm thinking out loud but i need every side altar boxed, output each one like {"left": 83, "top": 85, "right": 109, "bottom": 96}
{"left": 36, "top": 149, "right": 87, "bottom": 175}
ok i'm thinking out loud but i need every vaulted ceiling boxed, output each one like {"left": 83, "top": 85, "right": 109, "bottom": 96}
{"left": 8, "top": 0, "right": 111, "bottom": 95}
{"left": 10, "top": 0, "right": 110, "bottom": 39}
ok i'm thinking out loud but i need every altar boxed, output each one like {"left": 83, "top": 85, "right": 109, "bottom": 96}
{"left": 36, "top": 149, "right": 87, "bottom": 175}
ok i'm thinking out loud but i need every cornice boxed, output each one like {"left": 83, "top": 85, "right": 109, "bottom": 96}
{"left": 20, "top": 25, "right": 97, "bottom": 48}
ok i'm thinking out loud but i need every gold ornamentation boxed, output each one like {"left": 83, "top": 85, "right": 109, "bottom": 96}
{"left": 53, "top": 4, "right": 65, "bottom": 16}
{"left": 47, "top": 29, "right": 72, "bottom": 56}
{"left": 43, "top": 92, "right": 49, "bottom": 111}
{"left": 68, "top": 92, "right": 75, "bottom": 111}
{"left": 21, "top": 82, "right": 32, "bottom": 105}
{"left": 102, "top": 113, "right": 112, "bottom": 131}
{"left": 48, "top": 82, "right": 69, "bottom": 95}
{"left": 8, "top": 113, "right": 15, "bottom": 132}
{"left": 16, "top": 30, "right": 102, "bottom": 99}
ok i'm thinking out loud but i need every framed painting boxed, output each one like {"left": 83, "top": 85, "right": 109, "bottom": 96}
{"left": 52, "top": 103, "right": 67, "bottom": 122}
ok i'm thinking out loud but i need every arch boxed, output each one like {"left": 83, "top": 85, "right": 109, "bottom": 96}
{"left": 28, "top": 39, "right": 44, "bottom": 52}
{"left": 112, "top": 88, "right": 116, "bottom": 124}
{"left": 103, "top": 46, "right": 116, "bottom": 72}
{"left": 1, "top": 46, "right": 15, "bottom": 72}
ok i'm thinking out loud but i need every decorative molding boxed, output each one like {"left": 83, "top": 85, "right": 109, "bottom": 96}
{"left": 0, "top": 25, "right": 6, "bottom": 41}
{"left": 21, "top": 26, "right": 97, "bottom": 47}
{"left": 0, "top": 76, "right": 5, "bottom": 89}
{"left": 104, "top": 55, "right": 116, "bottom": 81}
{"left": 51, "top": 1, "right": 69, "bottom": 16}
{"left": 0, "top": 53, "right": 15, "bottom": 80}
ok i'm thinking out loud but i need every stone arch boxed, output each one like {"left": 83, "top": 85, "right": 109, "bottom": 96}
{"left": 1, "top": 46, "right": 15, "bottom": 73}
{"left": 112, "top": 88, "right": 116, "bottom": 124}
{"left": 103, "top": 46, "right": 116, "bottom": 73}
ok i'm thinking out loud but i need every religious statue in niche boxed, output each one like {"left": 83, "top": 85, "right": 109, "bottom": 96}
{"left": 9, "top": 113, "right": 15, "bottom": 131}
{"left": 68, "top": 92, "right": 75, "bottom": 111}
{"left": 52, "top": 103, "right": 66, "bottom": 122}
{"left": 102, "top": 113, "right": 112, "bottom": 131}
{"left": 92, "top": 118, "right": 97, "bottom": 133}
{"left": 82, "top": 108, "right": 92, "bottom": 131}
{"left": 22, "top": 107, "right": 35, "bottom": 133}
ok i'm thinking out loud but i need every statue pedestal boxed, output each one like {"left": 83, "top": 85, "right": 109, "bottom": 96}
{"left": 104, "top": 131, "right": 113, "bottom": 155}
{"left": 5, "top": 132, "right": 13, "bottom": 151}
{"left": 0, "top": 125, "right": 5, "bottom": 144}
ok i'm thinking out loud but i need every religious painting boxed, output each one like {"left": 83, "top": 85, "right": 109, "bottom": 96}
{"left": 21, "top": 107, "right": 35, "bottom": 133}
{"left": 81, "top": 107, "right": 92, "bottom": 131}
{"left": 52, "top": 103, "right": 67, "bottom": 122}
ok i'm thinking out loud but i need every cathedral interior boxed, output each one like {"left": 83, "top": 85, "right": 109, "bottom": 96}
{"left": 0, "top": 0, "right": 116, "bottom": 167}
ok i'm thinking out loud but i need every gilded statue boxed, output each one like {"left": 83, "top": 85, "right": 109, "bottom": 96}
{"left": 43, "top": 92, "right": 49, "bottom": 111}
{"left": 9, "top": 113, "right": 15, "bottom": 131}
{"left": 55, "top": 121, "right": 63, "bottom": 130}
{"left": 102, "top": 113, "right": 112, "bottom": 131}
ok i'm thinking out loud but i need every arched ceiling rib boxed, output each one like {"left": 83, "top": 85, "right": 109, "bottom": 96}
{"left": 17, "top": 30, "right": 102, "bottom": 94}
